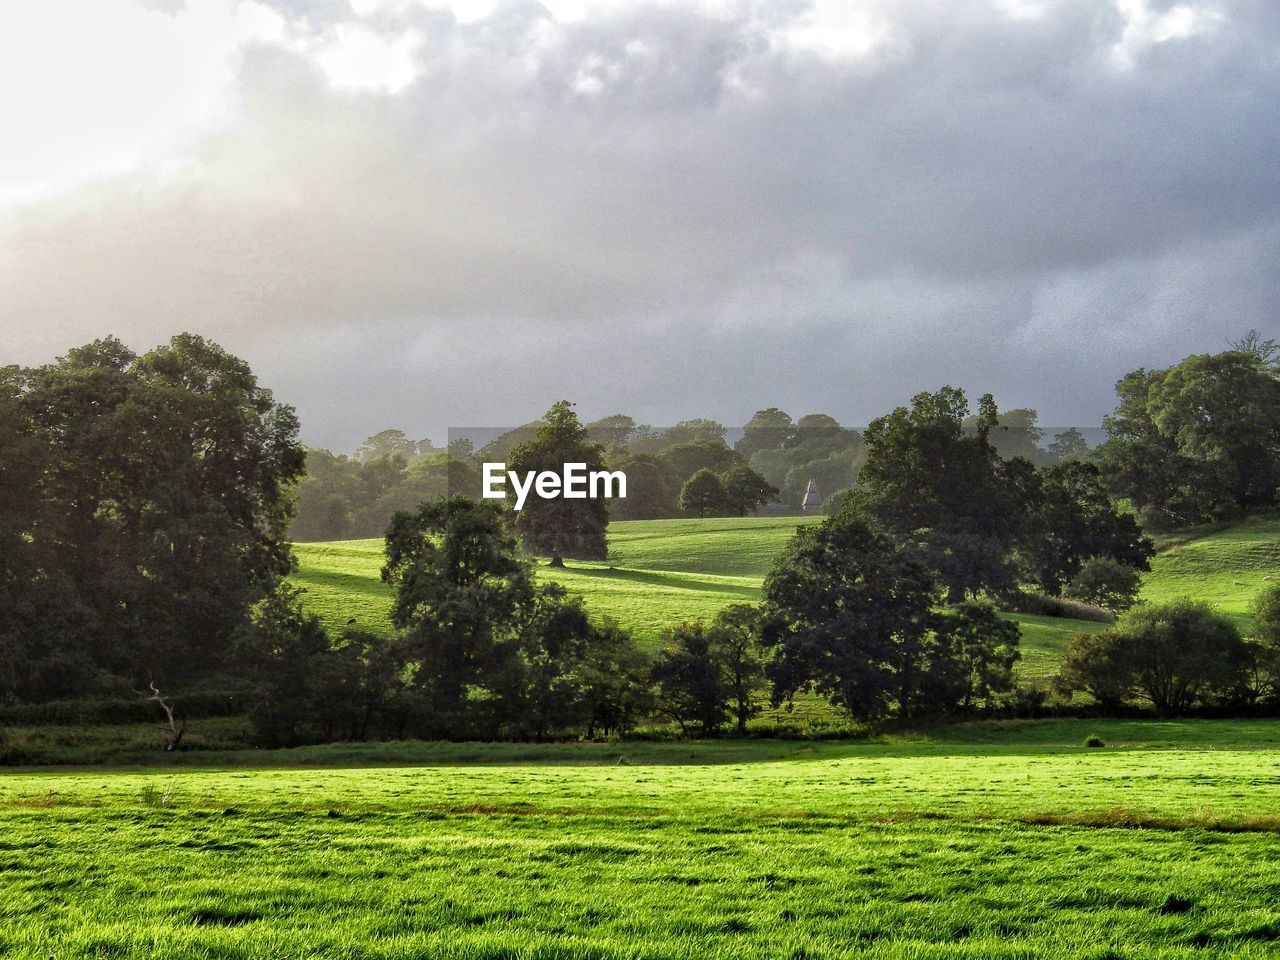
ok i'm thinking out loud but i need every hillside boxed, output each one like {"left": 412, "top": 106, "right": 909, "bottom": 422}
{"left": 291, "top": 514, "right": 1280, "bottom": 679}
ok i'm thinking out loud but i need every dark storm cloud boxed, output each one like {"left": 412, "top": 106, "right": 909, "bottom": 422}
{"left": 4, "top": 0, "right": 1278, "bottom": 450}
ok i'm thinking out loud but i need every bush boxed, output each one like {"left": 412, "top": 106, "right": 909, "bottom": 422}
{"left": 1066, "top": 557, "right": 1142, "bottom": 612}
{"left": 1003, "top": 590, "right": 1113, "bottom": 623}
{"left": 1084, "top": 734, "right": 1105, "bottom": 748}
{"left": 1056, "top": 599, "right": 1251, "bottom": 714}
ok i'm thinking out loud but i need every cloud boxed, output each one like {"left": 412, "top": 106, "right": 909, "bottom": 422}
{"left": 2, "top": 0, "right": 1278, "bottom": 449}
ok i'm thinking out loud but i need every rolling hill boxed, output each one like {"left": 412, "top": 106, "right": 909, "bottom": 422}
{"left": 291, "top": 514, "right": 1280, "bottom": 681}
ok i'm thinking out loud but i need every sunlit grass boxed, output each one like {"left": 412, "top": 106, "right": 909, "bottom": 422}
{"left": 5, "top": 719, "right": 1280, "bottom": 957}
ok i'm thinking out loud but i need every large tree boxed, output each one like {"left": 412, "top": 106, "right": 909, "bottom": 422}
{"left": 1098, "top": 349, "right": 1280, "bottom": 525}
{"left": 382, "top": 495, "right": 638, "bottom": 738}
{"left": 761, "top": 508, "right": 1019, "bottom": 721}
{"left": 507, "top": 401, "right": 610, "bottom": 565}
{"left": 1022, "top": 460, "right": 1154, "bottom": 596}
{"left": 0, "top": 335, "right": 304, "bottom": 697}
{"left": 853, "top": 388, "right": 1034, "bottom": 601}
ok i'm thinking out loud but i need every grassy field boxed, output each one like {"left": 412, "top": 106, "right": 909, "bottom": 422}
{"left": 5, "top": 719, "right": 1280, "bottom": 957}
{"left": 1145, "top": 515, "right": 1280, "bottom": 632}
{"left": 296, "top": 513, "right": 1280, "bottom": 678}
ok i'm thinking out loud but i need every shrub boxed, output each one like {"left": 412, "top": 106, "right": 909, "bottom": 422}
{"left": 1057, "top": 600, "right": 1251, "bottom": 714}
{"left": 1066, "top": 557, "right": 1142, "bottom": 612}
{"left": 1084, "top": 734, "right": 1105, "bottom": 748}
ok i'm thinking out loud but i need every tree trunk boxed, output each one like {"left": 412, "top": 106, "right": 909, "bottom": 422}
{"left": 548, "top": 555, "right": 565, "bottom": 568}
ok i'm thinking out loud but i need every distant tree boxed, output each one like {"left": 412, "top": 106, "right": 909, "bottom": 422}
{"left": 586, "top": 414, "right": 640, "bottom": 449}
{"left": 608, "top": 454, "right": 680, "bottom": 520}
{"left": 1023, "top": 460, "right": 1153, "bottom": 596}
{"left": 720, "top": 464, "right": 778, "bottom": 516}
{"left": 1056, "top": 600, "right": 1250, "bottom": 713}
{"left": 679, "top": 469, "right": 728, "bottom": 517}
{"left": 356, "top": 429, "right": 419, "bottom": 462}
{"left": 508, "top": 401, "right": 609, "bottom": 565}
{"left": 657, "top": 440, "right": 742, "bottom": 487}
{"left": 966, "top": 408, "right": 1047, "bottom": 465}
{"left": 447, "top": 437, "right": 476, "bottom": 461}
{"left": 651, "top": 623, "right": 730, "bottom": 736}
{"left": 1065, "top": 557, "right": 1142, "bottom": 612}
{"left": 659, "top": 419, "right": 728, "bottom": 447}
{"left": 1047, "top": 427, "right": 1090, "bottom": 462}
{"left": 736, "top": 408, "right": 796, "bottom": 457}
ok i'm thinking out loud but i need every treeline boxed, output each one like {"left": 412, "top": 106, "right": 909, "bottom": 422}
{"left": 292, "top": 407, "right": 1087, "bottom": 541}
{"left": 244, "top": 497, "right": 1025, "bottom": 745}
{"left": 6, "top": 333, "right": 1280, "bottom": 743}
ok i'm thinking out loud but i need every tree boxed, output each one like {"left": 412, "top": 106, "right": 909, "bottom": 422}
{"left": 921, "top": 602, "right": 1021, "bottom": 712}
{"left": 710, "top": 605, "right": 769, "bottom": 734}
{"left": 586, "top": 414, "right": 640, "bottom": 449}
{"left": 579, "top": 621, "right": 653, "bottom": 738}
{"left": 1098, "top": 349, "right": 1280, "bottom": 524}
{"left": 1247, "top": 583, "right": 1280, "bottom": 703}
{"left": 1047, "top": 427, "right": 1090, "bottom": 462}
{"left": 1065, "top": 557, "right": 1143, "bottom": 612}
{"left": 607, "top": 454, "right": 679, "bottom": 520}
{"left": 760, "top": 510, "right": 935, "bottom": 720}
{"left": 382, "top": 494, "right": 626, "bottom": 739}
{"left": 0, "top": 335, "right": 305, "bottom": 697}
{"left": 679, "top": 469, "right": 727, "bottom": 517}
{"left": 1023, "top": 460, "right": 1153, "bottom": 596}
{"left": 656, "top": 440, "right": 742, "bottom": 487}
{"left": 356, "top": 429, "right": 418, "bottom": 463}
{"left": 760, "top": 508, "right": 1020, "bottom": 721}
{"left": 658, "top": 419, "right": 728, "bottom": 447}
{"left": 1228, "top": 329, "right": 1280, "bottom": 372}
{"left": 736, "top": 408, "right": 796, "bottom": 457}
{"left": 651, "top": 623, "right": 730, "bottom": 735}
{"left": 720, "top": 464, "right": 778, "bottom": 516}
{"left": 1054, "top": 630, "right": 1137, "bottom": 710}
{"left": 382, "top": 496, "right": 536, "bottom": 731}
{"left": 853, "top": 388, "right": 1033, "bottom": 601}
{"left": 1056, "top": 600, "right": 1250, "bottom": 713}
{"left": 508, "top": 401, "right": 609, "bottom": 565}
{"left": 966, "top": 408, "right": 1048, "bottom": 465}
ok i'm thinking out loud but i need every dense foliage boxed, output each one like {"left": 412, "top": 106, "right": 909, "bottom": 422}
{"left": 760, "top": 508, "right": 1021, "bottom": 721}
{"left": 0, "top": 335, "right": 304, "bottom": 701}
{"left": 1098, "top": 346, "right": 1280, "bottom": 527}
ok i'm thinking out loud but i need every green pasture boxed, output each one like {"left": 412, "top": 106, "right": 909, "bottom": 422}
{"left": 5, "top": 719, "right": 1280, "bottom": 958}
{"left": 295, "top": 515, "right": 1280, "bottom": 679}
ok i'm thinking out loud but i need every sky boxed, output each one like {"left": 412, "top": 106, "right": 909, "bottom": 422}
{"left": 2, "top": 0, "right": 1277, "bottom": 450}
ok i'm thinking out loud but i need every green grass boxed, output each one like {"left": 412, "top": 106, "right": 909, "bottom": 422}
{"left": 293, "top": 514, "right": 1280, "bottom": 684}
{"left": 6, "top": 719, "right": 1280, "bottom": 957}
{"left": 293, "top": 516, "right": 825, "bottom": 645}
{"left": 1143, "top": 515, "right": 1280, "bottom": 632}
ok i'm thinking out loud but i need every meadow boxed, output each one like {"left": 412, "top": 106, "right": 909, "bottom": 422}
{"left": 4, "top": 719, "right": 1280, "bottom": 957}
{"left": 7, "top": 520, "right": 1280, "bottom": 956}
{"left": 292, "top": 514, "right": 1280, "bottom": 679}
